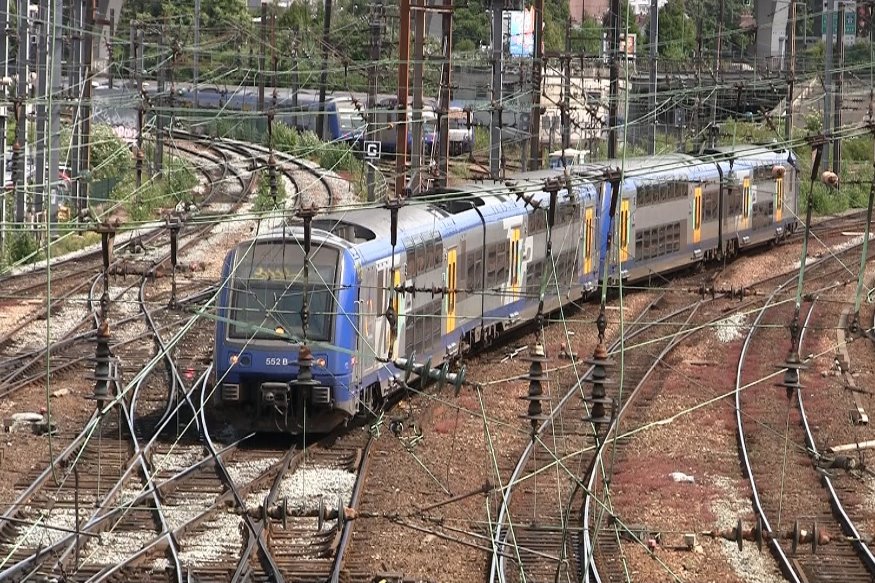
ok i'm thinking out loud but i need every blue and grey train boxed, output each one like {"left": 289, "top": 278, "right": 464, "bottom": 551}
{"left": 211, "top": 145, "right": 798, "bottom": 433}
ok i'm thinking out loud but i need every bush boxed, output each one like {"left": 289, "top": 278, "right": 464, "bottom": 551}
{"left": 109, "top": 155, "right": 197, "bottom": 222}
{"left": 6, "top": 230, "right": 42, "bottom": 265}
{"left": 253, "top": 170, "right": 288, "bottom": 212}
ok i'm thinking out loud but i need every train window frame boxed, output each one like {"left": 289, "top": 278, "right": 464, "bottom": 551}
{"left": 496, "top": 244, "right": 508, "bottom": 284}
{"left": 416, "top": 241, "right": 427, "bottom": 274}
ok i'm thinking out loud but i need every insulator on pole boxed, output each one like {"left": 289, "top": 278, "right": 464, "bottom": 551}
{"left": 519, "top": 342, "right": 551, "bottom": 436}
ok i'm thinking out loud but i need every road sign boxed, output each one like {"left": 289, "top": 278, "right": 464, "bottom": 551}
{"left": 364, "top": 141, "right": 381, "bottom": 160}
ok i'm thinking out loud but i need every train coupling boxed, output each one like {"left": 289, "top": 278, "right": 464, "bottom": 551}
{"left": 260, "top": 382, "right": 290, "bottom": 407}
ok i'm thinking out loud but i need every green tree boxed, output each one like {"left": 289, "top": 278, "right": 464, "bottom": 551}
{"left": 571, "top": 18, "right": 604, "bottom": 57}
{"left": 543, "top": 0, "right": 571, "bottom": 52}
{"left": 654, "top": 0, "right": 696, "bottom": 59}
{"left": 453, "top": 0, "right": 490, "bottom": 52}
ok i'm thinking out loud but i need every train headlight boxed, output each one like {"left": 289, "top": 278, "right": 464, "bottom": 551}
{"left": 229, "top": 354, "right": 239, "bottom": 366}
{"left": 315, "top": 357, "right": 327, "bottom": 368}
{"left": 275, "top": 326, "right": 285, "bottom": 336}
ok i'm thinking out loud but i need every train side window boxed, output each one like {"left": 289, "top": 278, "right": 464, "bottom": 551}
{"left": 417, "top": 241, "right": 427, "bottom": 274}
{"left": 486, "top": 245, "right": 497, "bottom": 286}
{"left": 496, "top": 244, "right": 508, "bottom": 284}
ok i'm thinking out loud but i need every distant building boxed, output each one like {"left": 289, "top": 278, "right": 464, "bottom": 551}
{"left": 569, "top": 0, "right": 611, "bottom": 24}
{"left": 627, "top": 0, "right": 668, "bottom": 16}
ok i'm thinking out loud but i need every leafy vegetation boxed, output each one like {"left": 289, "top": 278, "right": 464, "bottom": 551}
{"left": 108, "top": 155, "right": 197, "bottom": 222}
{"left": 253, "top": 169, "right": 288, "bottom": 212}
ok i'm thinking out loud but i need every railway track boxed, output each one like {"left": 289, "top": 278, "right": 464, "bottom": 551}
{"left": 489, "top": 292, "right": 705, "bottom": 582}
{"left": 0, "top": 134, "right": 360, "bottom": 581}
{"left": 732, "top": 238, "right": 875, "bottom": 582}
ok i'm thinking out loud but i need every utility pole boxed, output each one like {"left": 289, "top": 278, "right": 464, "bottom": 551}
{"left": 693, "top": 16, "right": 703, "bottom": 147}
{"left": 48, "top": 0, "right": 61, "bottom": 230}
{"left": 271, "top": 10, "right": 277, "bottom": 109}
{"left": 80, "top": 0, "right": 94, "bottom": 210}
{"left": 561, "top": 17, "right": 571, "bottom": 152}
{"left": 129, "top": 19, "right": 136, "bottom": 81}
{"left": 710, "top": 0, "right": 724, "bottom": 148}
{"left": 156, "top": 26, "right": 165, "bottom": 177}
{"left": 34, "top": 0, "right": 47, "bottom": 220}
{"left": 491, "top": 0, "right": 503, "bottom": 175}
{"left": 291, "top": 31, "right": 300, "bottom": 108}
{"left": 436, "top": 0, "right": 452, "bottom": 188}
{"left": 317, "top": 0, "right": 334, "bottom": 141}
{"left": 14, "top": 0, "right": 27, "bottom": 222}
{"left": 194, "top": 0, "right": 200, "bottom": 110}
{"left": 833, "top": 0, "right": 844, "bottom": 174}
{"left": 648, "top": 0, "right": 658, "bottom": 154}
{"left": 258, "top": 2, "right": 267, "bottom": 112}
{"left": 607, "top": 0, "right": 620, "bottom": 158}
{"left": 107, "top": 8, "right": 114, "bottom": 89}
{"left": 410, "top": 2, "right": 424, "bottom": 194}
{"left": 0, "top": 0, "right": 8, "bottom": 252}
{"left": 785, "top": 0, "right": 797, "bottom": 145}
{"left": 366, "top": 1, "right": 381, "bottom": 202}
{"left": 135, "top": 26, "right": 144, "bottom": 189}
{"left": 395, "top": 0, "right": 410, "bottom": 196}
{"left": 69, "top": 0, "right": 82, "bottom": 209}
{"left": 823, "top": 0, "right": 834, "bottom": 168}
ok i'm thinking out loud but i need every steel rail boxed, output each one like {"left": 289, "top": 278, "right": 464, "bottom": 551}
{"left": 197, "top": 371, "right": 287, "bottom": 583}
{"left": 489, "top": 294, "right": 670, "bottom": 583}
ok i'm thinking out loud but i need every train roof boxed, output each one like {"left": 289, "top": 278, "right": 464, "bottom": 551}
{"left": 285, "top": 203, "right": 452, "bottom": 244}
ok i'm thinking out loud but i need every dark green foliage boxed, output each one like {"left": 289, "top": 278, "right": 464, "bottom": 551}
{"left": 570, "top": 18, "right": 603, "bottom": 56}
{"left": 253, "top": 169, "right": 288, "bottom": 212}
{"left": 544, "top": 0, "right": 571, "bottom": 53}
{"left": 452, "top": 0, "right": 490, "bottom": 52}
{"left": 653, "top": 0, "right": 697, "bottom": 59}
{"left": 6, "top": 231, "right": 41, "bottom": 266}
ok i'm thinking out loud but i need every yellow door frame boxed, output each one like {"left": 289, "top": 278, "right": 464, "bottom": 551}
{"left": 510, "top": 227, "right": 521, "bottom": 299}
{"left": 742, "top": 177, "right": 751, "bottom": 228}
{"left": 693, "top": 186, "right": 702, "bottom": 244}
{"left": 446, "top": 248, "right": 457, "bottom": 333}
{"left": 584, "top": 206, "right": 594, "bottom": 274}
{"left": 619, "top": 199, "right": 630, "bottom": 262}
{"left": 775, "top": 177, "right": 783, "bottom": 223}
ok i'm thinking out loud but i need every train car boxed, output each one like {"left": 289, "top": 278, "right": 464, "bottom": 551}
{"left": 211, "top": 144, "right": 797, "bottom": 434}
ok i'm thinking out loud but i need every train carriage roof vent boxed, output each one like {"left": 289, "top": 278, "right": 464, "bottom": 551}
{"left": 427, "top": 187, "right": 486, "bottom": 214}
{"left": 309, "top": 219, "right": 376, "bottom": 243}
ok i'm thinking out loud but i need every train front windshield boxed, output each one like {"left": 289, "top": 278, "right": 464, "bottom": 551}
{"left": 338, "top": 111, "right": 366, "bottom": 133}
{"left": 228, "top": 242, "right": 339, "bottom": 342}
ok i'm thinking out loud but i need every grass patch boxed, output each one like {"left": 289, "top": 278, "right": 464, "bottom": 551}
{"left": 108, "top": 155, "right": 197, "bottom": 222}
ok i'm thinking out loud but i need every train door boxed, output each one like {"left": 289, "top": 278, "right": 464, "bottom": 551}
{"left": 385, "top": 267, "right": 402, "bottom": 356}
{"left": 509, "top": 227, "right": 521, "bottom": 299}
{"left": 446, "top": 248, "right": 457, "bottom": 333}
{"left": 619, "top": 199, "right": 630, "bottom": 262}
{"left": 693, "top": 186, "right": 702, "bottom": 244}
{"left": 583, "top": 206, "right": 594, "bottom": 274}
{"left": 775, "top": 176, "right": 784, "bottom": 223}
{"left": 358, "top": 266, "right": 378, "bottom": 382}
